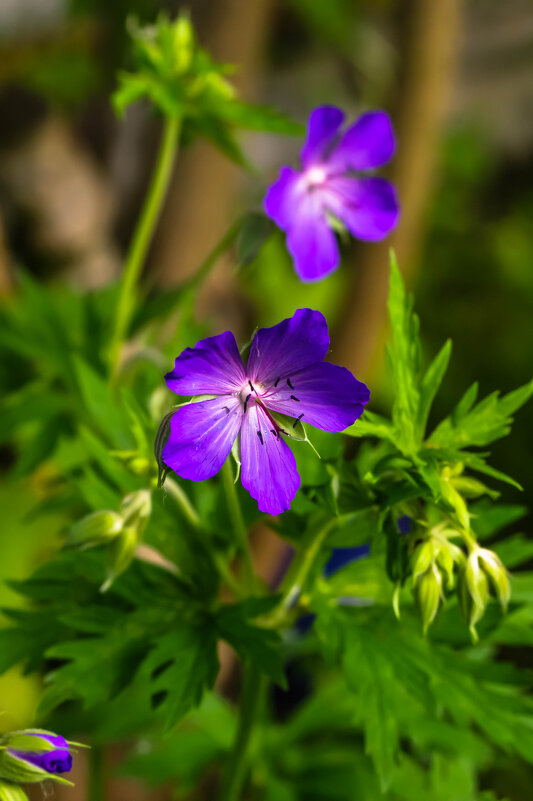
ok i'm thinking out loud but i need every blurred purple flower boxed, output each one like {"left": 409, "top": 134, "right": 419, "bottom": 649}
{"left": 264, "top": 106, "right": 400, "bottom": 282}
{"left": 10, "top": 733, "right": 72, "bottom": 775}
{"left": 323, "top": 544, "right": 370, "bottom": 578}
{"left": 397, "top": 515, "right": 412, "bottom": 535}
{"left": 163, "top": 309, "right": 369, "bottom": 516}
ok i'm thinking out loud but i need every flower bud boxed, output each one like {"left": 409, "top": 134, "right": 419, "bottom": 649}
{"left": 0, "top": 781, "right": 28, "bottom": 801}
{"left": 416, "top": 564, "right": 442, "bottom": 635}
{"left": 411, "top": 540, "right": 436, "bottom": 585}
{"left": 67, "top": 511, "right": 123, "bottom": 547}
{"left": 458, "top": 552, "right": 489, "bottom": 642}
{"left": 478, "top": 548, "right": 511, "bottom": 610}
{"left": 101, "top": 526, "right": 138, "bottom": 593}
{"left": 172, "top": 14, "right": 194, "bottom": 73}
{"left": 0, "top": 730, "right": 73, "bottom": 786}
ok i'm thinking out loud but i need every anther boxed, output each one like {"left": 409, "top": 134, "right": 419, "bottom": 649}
{"left": 248, "top": 380, "right": 256, "bottom": 393}
{"left": 287, "top": 378, "right": 294, "bottom": 389}
{"left": 223, "top": 406, "right": 230, "bottom": 414}
{"left": 274, "top": 377, "right": 281, "bottom": 387}
{"left": 290, "top": 395, "right": 300, "bottom": 402}
{"left": 243, "top": 393, "right": 251, "bottom": 413}
{"left": 270, "top": 428, "right": 278, "bottom": 438}
{"left": 293, "top": 413, "right": 304, "bottom": 428}
{"left": 257, "top": 430, "right": 264, "bottom": 446}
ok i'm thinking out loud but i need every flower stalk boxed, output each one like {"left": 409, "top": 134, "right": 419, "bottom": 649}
{"left": 109, "top": 115, "right": 181, "bottom": 378}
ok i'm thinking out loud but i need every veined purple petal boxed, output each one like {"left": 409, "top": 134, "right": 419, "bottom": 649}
{"left": 263, "top": 166, "right": 305, "bottom": 231}
{"left": 263, "top": 361, "right": 370, "bottom": 432}
{"left": 163, "top": 396, "right": 243, "bottom": 481}
{"left": 300, "top": 106, "right": 345, "bottom": 167}
{"left": 329, "top": 111, "right": 396, "bottom": 171}
{"left": 247, "top": 309, "right": 330, "bottom": 386}
{"left": 286, "top": 194, "right": 339, "bottom": 282}
{"left": 241, "top": 404, "right": 300, "bottom": 515}
{"left": 26, "top": 733, "right": 69, "bottom": 750}
{"left": 166, "top": 331, "right": 245, "bottom": 397}
{"left": 323, "top": 176, "right": 400, "bottom": 241}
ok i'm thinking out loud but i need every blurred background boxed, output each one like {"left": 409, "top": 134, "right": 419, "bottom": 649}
{"left": 0, "top": 0, "right": 532, "bottom": 798}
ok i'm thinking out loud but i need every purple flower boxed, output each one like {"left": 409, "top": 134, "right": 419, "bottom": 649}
{"left": 264, "top": 106, "right": 400, "bottom": 282}
{"left": 323, "top": 544, "right": 370, "bottom": 578}
{"left": 397, "top": 515, "right": 412, "bottom": 535}
{"left": 8, "top": 733, "right": 72, "bottom": 775}
{"left": 162, "top": 309, "right": 370, "bottom": 516}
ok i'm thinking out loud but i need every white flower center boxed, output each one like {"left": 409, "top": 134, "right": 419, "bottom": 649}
{"left": 305, "top": 165, "right": 327, "bottom": 188}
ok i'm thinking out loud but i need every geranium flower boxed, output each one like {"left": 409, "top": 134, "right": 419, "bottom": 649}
{"left": 264, "top": 105, "right": 400, "bottom": 282}
{"left": 0, "top": 730, "right": 73, "bottom": 782}
{"left": 163, "top": 309, "right": 369, "bottom": 515}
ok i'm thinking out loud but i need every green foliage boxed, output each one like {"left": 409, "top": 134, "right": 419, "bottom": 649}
{"left": 112, "top": 13, "right": 303, "bottom": 165}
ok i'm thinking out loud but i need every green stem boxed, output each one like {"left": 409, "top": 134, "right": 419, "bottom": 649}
{"left": 184, "top": 218, "right": 242, "bottom": 294}
{"left": 109, "top": 115, "right": 181, "bottom": 377}
{"left": 87, "top": 744, "right": 105, "bottom": 801}
{"left": 222, "top": 661, "right": 266, "bottom": 801}
{"left": 222, "top": 460, "right": 257, "bottom": 593}
{"left": 165, "top": 477, "right": 244, "bottom": 598}
{"left": 265, "top": 517, "right": 338, "bottom": 628}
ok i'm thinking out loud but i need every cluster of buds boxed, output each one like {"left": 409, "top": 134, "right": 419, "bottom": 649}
{"left": 0, "top": 729, "right": 82, "bottom": 799}
{"left": 67, "top": 489, "right": 151, "bottom": 591}
{"left": 458, "top": 545, "right": 510, "bottom": 641}
{"left": 410, "top": 526, "right": 465, "bottom": 634}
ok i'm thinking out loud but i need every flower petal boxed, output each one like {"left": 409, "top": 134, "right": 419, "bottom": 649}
{"left": 263, "top": 361, "right": 370, "bottom": 432}
{"left": 163, "top": 396, "right": 243, "bottom": 481}
{"left": 165, "top": 331, "right": 246, "bottom": 397}
{"left": 247, "top": 308, "right": 330, "bottom": 386}
{"left": 263, "top": 166, "right": 305, "bottom": 231}
{"left": 324, "top": 176, "right": 400, "bottom": 241}
{"left": 286, "top": 194, "right": 339, "bottom": 282}
{"left": 329, "top": 110, "right": 396, "bottom": 170}
{"left": 300, "top": 106, "right": 345, "bottom": 167}
{"left": 240, "top": 404, "right": 300, "bottom": 515}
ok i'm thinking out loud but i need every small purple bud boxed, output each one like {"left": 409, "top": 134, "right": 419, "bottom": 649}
{"left": 397, "top": 515, "right": 412, "bottom": 535}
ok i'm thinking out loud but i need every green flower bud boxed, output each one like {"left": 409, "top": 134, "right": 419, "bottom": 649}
{"left": 0, "top": 781, "right": 28, "bottom": 801}
{"left": 478, "top": 548, "right": 511, "bottom": 610}
{"left": 172, "top": 14, "right": 194, "bottom": 73}
{"left": 67, "top": 511, "right": 123, "bottom": 548}
{"left": 416, "top": 565, "right": 442, "bottom": 635}
{"left": 411, "top": 540, "right": 437, "bottom": 585}
{"left": 458, "top": 552, "right": 489, "bottom": 642}
{"left": 101, "top": 526, "right": 138, "bottom": 593}
{"left": 120, "top": 490, "right": 151, "bottom": 536}
{"left": 0, "top": 730, "right": 73, "bottom": 787}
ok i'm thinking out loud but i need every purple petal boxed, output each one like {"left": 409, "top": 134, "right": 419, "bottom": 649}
{"left": 241, "top": 404, "right": 300, "bottom": 515}
{"left": 323, "top": 176, "right": 400, "bottom": 241}
{"left": 263, "top": 361, "right": 370, "bottom": 432}
{"left": 27, "top": 733, "right": 69, "bottom": 749}
{"left": 329, "top": 111, "right": 396, "bottom": 171}
{"left": 263, "top": 166, "right": 305, "bottom": 231}
{"left": 165, "top": 331, "right": 246, "bottom": 397}
{"left": 162, "top": 396, "right": 243, "bottom": 481}
{"left": 247, "top": 309, "right": 330, "bottom": 386}
{"left": 17, "top": 750, "right": 73, "bottom": 774}
{"left": 286, "top": 195, "right": 339, "bottom": 282}
{"left": 300, "top": 106, "right": 345, "bottom": 167}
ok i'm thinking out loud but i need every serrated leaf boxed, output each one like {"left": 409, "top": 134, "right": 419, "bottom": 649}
{"left": 216, "top": 599, "right": 286, "bottom": 688}
{"left": 142, "top": 624, "right": 219, "bottom": 730}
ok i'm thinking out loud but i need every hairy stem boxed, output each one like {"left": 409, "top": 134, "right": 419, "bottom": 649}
{"left": 221, "top": 661, "right": 266, "bottom": 801}
{"left": 109, "top": 115, "right": 181, "bottom": 377}
{"left": 222, "top": 460, "right": 257, "bottom": 593}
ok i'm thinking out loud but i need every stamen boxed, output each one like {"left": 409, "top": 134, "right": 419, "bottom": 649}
{"left": 287, "top": 378, "right": 294, "bottom": 389}
{"left": 243, "top": 393, "right": 252, "bottom": 413}
{"left": 248, "top": 380, "right": 256, "bottom": 393}
{"left": 290, "top": 394, "right": 300, "bottom": 402}
{"left": 257, "top": 430, "right": 264, "bottom": 446}
{"left": 274, "top": 377, "right": 281, "bottom": 387}
{"left": 293, "top": 413, "right": 304, "bottom": 428}
{"left": 270, "top": 428, "right": 278, "bottom": 438}
{"left": 223, "top": 406, "right": 230, "bottom": 414}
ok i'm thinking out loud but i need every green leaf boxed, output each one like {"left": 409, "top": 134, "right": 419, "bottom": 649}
{"left": 141, "top": 624, "right": 219, "bottom": 730}
{"left": 417, "top": 339, "right": 452, "bottom": 438}
{"left": 344, "top": 410, "right": 396, "bottom": 441}
{"left": 213, "top": 100, "right": 304, "bottom": 135}
{"left": 385, "top": 254, "right": 422, "bottom": 454}
{"left": 73, "top": 355, "right": 132, "bottom": 448}
{"left": 429, "top": 380, "right": 533, "bottom": 449}
{"left": 342, "top": 625, "right": 398, "bottom": 789}
{"left": 216, "top": 599, "right": 287, "bottom": 688}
